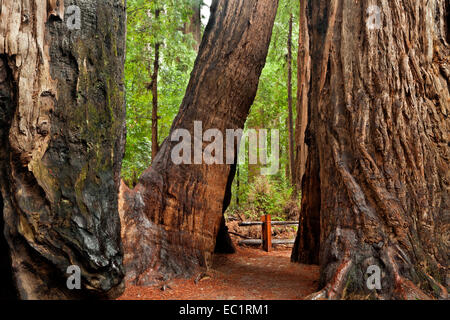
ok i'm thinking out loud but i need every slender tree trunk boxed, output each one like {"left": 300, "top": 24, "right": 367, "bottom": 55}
{"left": 294, "top": 0, "right": 449, "bottom": 300}
{"left": 248, "top": 122, "right": 264, "bottom": 183}
{"left": 119, "top": 0, "right": 278, "bottom": 285}
{"left": 0, "top": 0, "right": 126, "bottom": 299}
{"left": 292, "top": 0, "right": 310, "bottom": 194}
{"left": 236, "top": 165, "right": 240, "bottom": 209}
{"left": 151, "top": 9, "right": 161, "bottom": 160}
{"left": 184, "top": 0, "right": 203, "bottom": 51}
{"left": 285, "top": 121, "right": 291, "bottom": 180}
{"left": 287, "top": 14, "right": 295, "bottom": 184}
{"left": 291, "top": 0, "right": 317, "bottom": 264}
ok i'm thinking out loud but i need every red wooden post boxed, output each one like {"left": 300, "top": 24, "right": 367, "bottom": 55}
{"left": 261, "top": 214, "right": 272, "bottom": 252}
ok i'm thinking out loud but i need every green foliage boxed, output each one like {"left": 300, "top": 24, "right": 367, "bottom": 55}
{"left": 122, "top": 0, "right": 197, "bottom": 186}
{"left": 228, "top": 0, "right": 301, "bottom": 220}
{"left": 251, "top": 176, "right": 293, "bottom": 217}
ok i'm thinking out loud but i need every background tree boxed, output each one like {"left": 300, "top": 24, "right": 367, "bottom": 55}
{"left": 184, "top": 0, "right": 203, "bottom": 50}
{"left": 292, "top": 0, "right": 310, "bottom": 194}
{"left": 150, "top": 8, "right": 161, "bottom": 160}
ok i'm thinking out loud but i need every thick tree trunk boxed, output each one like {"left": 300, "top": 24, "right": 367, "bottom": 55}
{"left": 0, "top": 0, "right": 126, "bottom": 299}
{"left": 292, "top": 0, "right": 310, "bottom": 194}
{"left": 294, "top": 0, "right": 449, "bottom": 300}
{"left": 119, "top": 0, "right": 278, "bottom": 285}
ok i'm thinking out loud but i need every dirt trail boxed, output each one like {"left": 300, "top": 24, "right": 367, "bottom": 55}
{"left": 119, "top": 246, "right": 320, "bottom": 300}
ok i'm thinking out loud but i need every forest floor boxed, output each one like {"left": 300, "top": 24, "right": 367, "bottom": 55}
{"left": 118, "top": 244, "right": 320, "bottom": 300}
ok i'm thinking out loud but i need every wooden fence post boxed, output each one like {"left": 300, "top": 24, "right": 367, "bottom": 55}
{"left": 261, "top": 214, "right": 272, "bottom": 252}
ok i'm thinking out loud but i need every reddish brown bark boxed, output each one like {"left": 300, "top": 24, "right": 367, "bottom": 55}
{"left": 293, "top": 0, "right": 310, "bottom": 193}
{"left": 293, "top": 0, "right": 449, "bottom": 299}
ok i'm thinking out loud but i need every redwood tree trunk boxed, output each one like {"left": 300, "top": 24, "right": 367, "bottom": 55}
{"left": 292, "top": 0, "right": 310, "bottom": 193}
{"left": 119, "top": 0, "right": 278, "bottom": 285}
{"left": 293, "top": 0, "right": 449, "bottom": 299}
{"left": 0, "top": 0, "right": 126, "bottom": 299}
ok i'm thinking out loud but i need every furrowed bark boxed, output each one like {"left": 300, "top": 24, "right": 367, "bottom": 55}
{"left": 292, "top": 0, "right": 317, "bottom": 264}
{"left": 0, "top": 0, "right": 127, "bottom": 299}
{"left": 119, "top": 0, "right": 278, "bottom": 285}
{"left": 292, "top": 0, "right": 310, "bottom": 194}
{"left": 298, "top": 0, "right": 449, "bottom": 300}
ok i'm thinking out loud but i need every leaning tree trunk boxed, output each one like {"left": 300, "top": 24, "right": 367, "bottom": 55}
{"left": 0, "top": 0, "right": 126, "bottom": 299}
{"left": 119, "top": 0, "right": 278, "bottom": 285}
{"left": 293, "top": 0, "right": 449, "bottom": 300}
